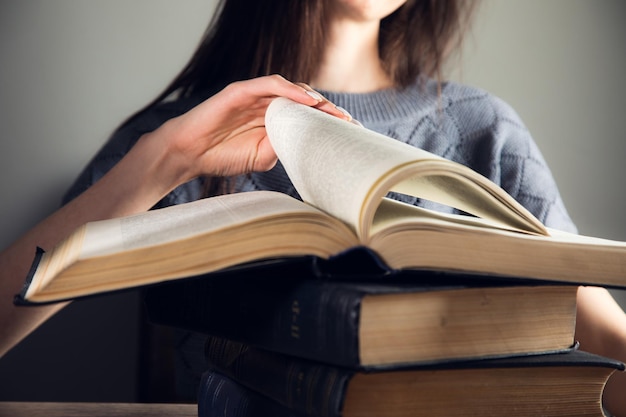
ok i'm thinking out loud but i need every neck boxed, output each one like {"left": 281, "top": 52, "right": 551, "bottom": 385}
{"left": 310, "top": 19, "right": 392, "bottom": 93}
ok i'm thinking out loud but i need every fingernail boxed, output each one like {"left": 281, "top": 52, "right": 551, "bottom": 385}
{"left": 335, "top": 106, "right": 353, "bottom": 120}
{"left": 305, "top": 90, "right": 323, "bottom": 102}
{"left": 351, "top": 119, "right": 364, "bottom": 127}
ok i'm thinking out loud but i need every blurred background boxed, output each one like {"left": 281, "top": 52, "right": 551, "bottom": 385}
{"left": 1, "top": 0, "right": 624, "bottom": 402}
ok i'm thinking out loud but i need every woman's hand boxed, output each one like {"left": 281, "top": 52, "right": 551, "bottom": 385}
{"left": 145, "top": 75, "right": 351, "bottom": 187}
{"left": 0, "top": 75, "right": 352, "bottom": 357}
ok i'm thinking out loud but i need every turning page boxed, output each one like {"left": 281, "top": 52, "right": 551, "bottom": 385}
{"left": 265, "top": 98, "right": 546, "bottom": 238}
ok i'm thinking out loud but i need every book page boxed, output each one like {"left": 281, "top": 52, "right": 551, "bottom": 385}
{"left": 387, "top": 167, "right": 546, "bottom": 235}
{"left": 266, "top": 98, "right": 444, "bottom": 237}
{"left": 79, "top": 191, "right": 323, "bottom": 259}
{"left": 266, "top": 98, "right": 546, "bottom": 239}
{"left": 369, "top": 197, "right": 534, "bottom": 238}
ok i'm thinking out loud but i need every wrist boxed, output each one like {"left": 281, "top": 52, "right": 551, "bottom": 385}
{"left": 133, "top": 117, "right": 198, "bottom": 196}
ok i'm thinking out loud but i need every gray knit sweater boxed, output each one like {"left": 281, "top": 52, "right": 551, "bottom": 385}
{"left": 64, "top": 78, "right": 576, "bottom": 233}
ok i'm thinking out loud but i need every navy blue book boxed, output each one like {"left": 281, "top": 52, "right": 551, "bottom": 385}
{"left": 145, "top": 253, "right": 578, "bottom": 368}
{"left": 198, "top": 369, "right": 305, "bottom": 417}
{"left": 201, "top": 336, "right": 624, "bottom": 417}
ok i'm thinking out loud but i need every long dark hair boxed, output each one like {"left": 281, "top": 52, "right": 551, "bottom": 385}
{"left": 134, "top": 0, "right": 478, "bottom": 112}
{"left": 124, "top": 0, "right": 479, "bottom": 195}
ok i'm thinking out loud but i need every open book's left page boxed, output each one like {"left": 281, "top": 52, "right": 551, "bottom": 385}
{"left": 21, "top": 191, "right": 357, "bottom": 303}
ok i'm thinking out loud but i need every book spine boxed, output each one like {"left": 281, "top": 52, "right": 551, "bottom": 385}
{"left": 204, "top": 336, "right": 353, "bottom": 417}
{"left": 198, "top": 370, "right": 305, "bottom": 417}
{"left": 13, "top": 247, "right": 46, "bottom": 306}
{"left": 144, "top": 271, "right": 364, "bottom": 367}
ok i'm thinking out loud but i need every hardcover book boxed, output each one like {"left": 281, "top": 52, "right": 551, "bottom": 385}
{"left": 16, "top": 98, "right": 626, "bottom": 304}
{"left": 198, "top": 370, "right": 304, "bottom": 417}
{"left": 202, "top": 336, "right": 624, "bottom": 417}
{"left": 145, "top": 252, "right": 578, "bottom": 368}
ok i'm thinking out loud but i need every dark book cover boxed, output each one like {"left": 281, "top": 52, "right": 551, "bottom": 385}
{"left": 145, "top": 247, "right": 575, "bottom": 368}
{"left": 13, "top": 246, "right": 45, "bottom": 306}
{"left": 203, "top": 336, "right": 624, "bottom": 417}
{"left": 198, "top": 369, "right": 305, "bottom": 417}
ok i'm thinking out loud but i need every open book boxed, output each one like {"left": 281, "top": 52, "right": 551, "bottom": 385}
{"left": 17, "top": 98, "right": 626, "bottom": 304}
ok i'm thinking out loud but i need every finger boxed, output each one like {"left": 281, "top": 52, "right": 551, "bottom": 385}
{"left": 226, "top": 76, "right": 351, "bottom": 121}
{"left": 295, "top": 82, "right": 353, "bottom": 122}
{"left": 295, "top": 82, "right": 326, "bottom": 103}
{"left": 241, "top": 75, "right": 324, "bottom": 107}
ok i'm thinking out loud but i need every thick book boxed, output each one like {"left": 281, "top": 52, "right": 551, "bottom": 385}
{"left": 198, "top": 370, "right": 304, "bottom": 417}
{"left": 203, "top": 336, "right": 624, "bottom": 417}
{"left": 16, "top": 98, "right": 626, "bottom": 304}
{"left": 145, "top": 255, "right": 578, "bottom": 368}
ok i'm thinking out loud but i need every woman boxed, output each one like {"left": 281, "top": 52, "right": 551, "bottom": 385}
{"left": 1, "top": 0, "right": 625, "bottom": 413}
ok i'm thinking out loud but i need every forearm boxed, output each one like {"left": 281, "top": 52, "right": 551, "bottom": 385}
{"left": 576, "top": 286, "right": 626, "bottom": 416}
{"left": 0, "top": 131, "right": 178, "bottom": 357}
{"left": 0, "top": 76, "right": 344, "bottom": 357}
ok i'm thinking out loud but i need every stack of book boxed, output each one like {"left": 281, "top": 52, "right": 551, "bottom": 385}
{"left": 15, "top": 98, "right": 626, "bottom": 416}
{"left": 143, "top": 252, "right": 622, "bottom": 417}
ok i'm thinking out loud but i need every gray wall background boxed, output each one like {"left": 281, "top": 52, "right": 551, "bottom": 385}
{"left": 0, "top": 0, "right": 624, "bottom": 402}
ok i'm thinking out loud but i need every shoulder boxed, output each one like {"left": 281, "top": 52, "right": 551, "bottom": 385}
{"left": 94, "top": 94, "right": 205, "bottom": 161}
{"left": 437, "top": 81, "right": 539, "bottom": 167}
{"left": 62, "top": 95, "right": 206, "bottom": 205}
{"left": 436, "top": 82, "right": 577, "bottom": 232}
{"left": 422, "top": 81, "right": 536, "bottom": 180}
{"left": 439, "top": 81, "right": 528, "bottom": 138}
{"left": 117, "top": 95, "right": 205, "bottom": 141}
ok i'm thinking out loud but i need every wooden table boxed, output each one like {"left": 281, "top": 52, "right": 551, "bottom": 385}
{"left": 0, "top": 402, "right": 197, "bottom": 417}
